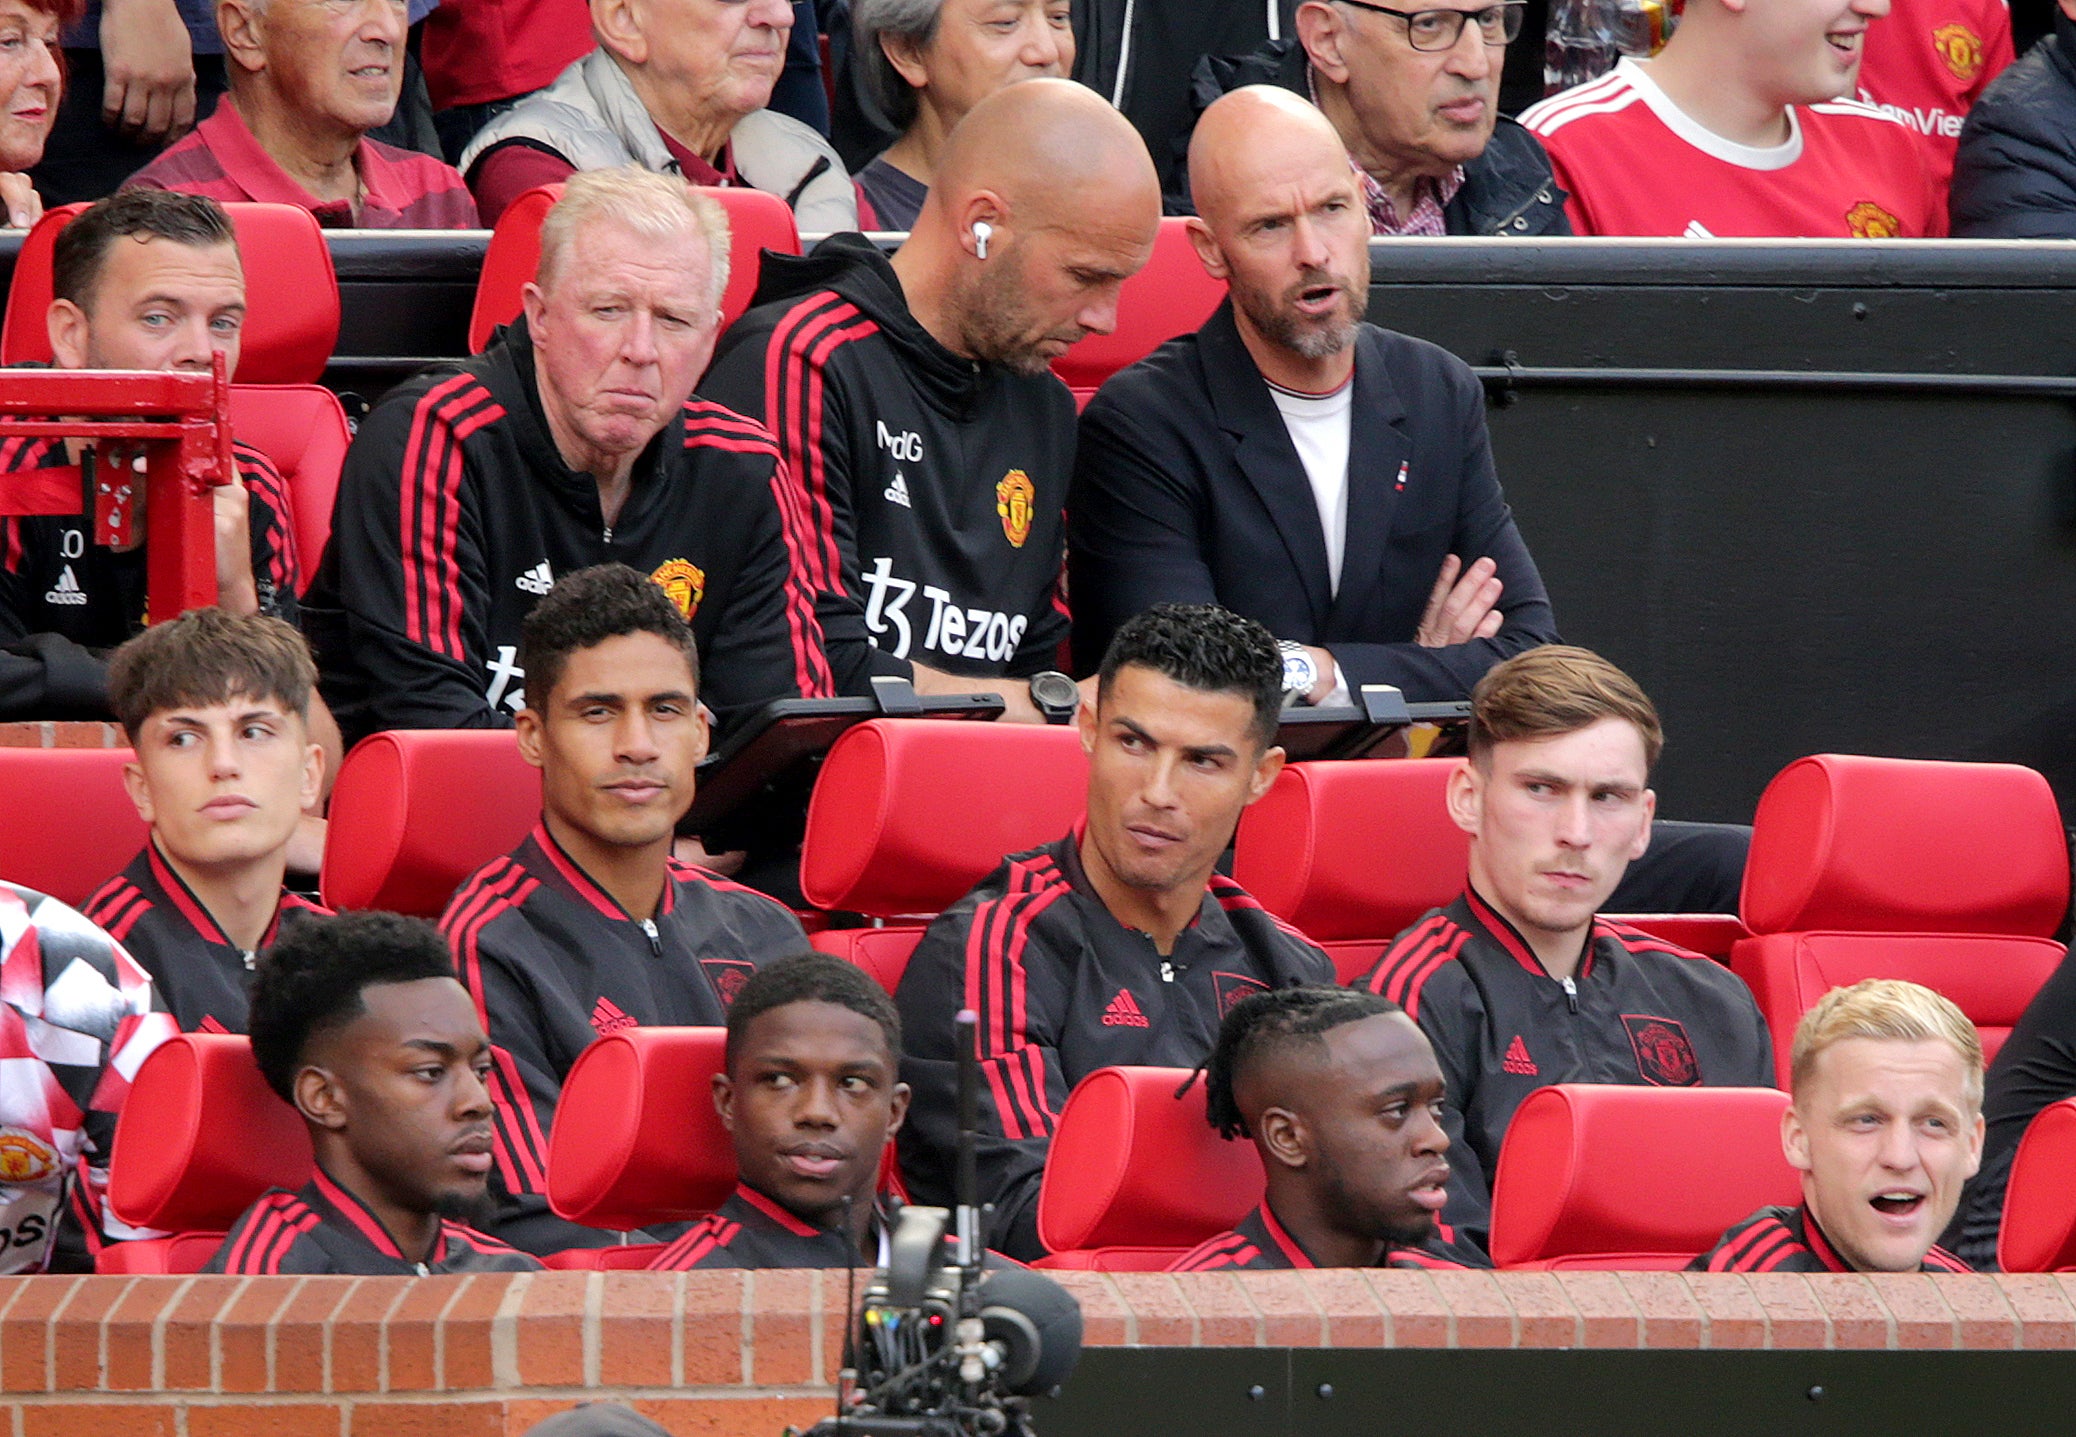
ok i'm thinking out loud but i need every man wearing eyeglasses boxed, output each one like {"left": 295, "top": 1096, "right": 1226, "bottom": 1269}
{"left": 1169, "top": 0, "right": 1567, "bottom": 237}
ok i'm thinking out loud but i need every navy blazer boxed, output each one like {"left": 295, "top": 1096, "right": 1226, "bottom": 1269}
{"left": 1068, "top": 302, "right": 1558, "bottom": 698}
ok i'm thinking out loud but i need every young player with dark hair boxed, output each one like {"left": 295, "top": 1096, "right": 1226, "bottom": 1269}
{"left": 443, "top": 563, "right": 807, "bottom": 1253}
{"left": 207, "top": 911, "right": 541, "bottom": 1275}
{"left": 85, "top": 608, "right": 329, "bottom": 1034}
{"left": 897, "top": 602, "right": 1335, "bottom": 1261}
{"left": 1173, "top": 986, "right": 1483, "bottom": 1271}
{"left": 1357, "top": 645, "right": 1773, "bottom": 1252}
{"left": 649, "top": 952, "right": 912, "bottom": 1269}
{"left": 0, "top": 189, "right": 304, "bottom": 721}
{"left": 1694, "top": 979, "right": 1979, "bottom": 1274}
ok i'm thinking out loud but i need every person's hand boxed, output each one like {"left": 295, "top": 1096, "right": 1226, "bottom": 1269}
{"left": 1296, "top": 644, "right": 1337, "bottom": 705}
{"left": 99, "top": 0, "right": 196, "bottom": 144}
{"left": 1415, "top": 554, "right": 1503, "bottom": 648}
{"left": 0, "top": 173, "right": 42, "bottom": 229}
{"left": 212, "top": 471, "right": 260, "bottom": 615}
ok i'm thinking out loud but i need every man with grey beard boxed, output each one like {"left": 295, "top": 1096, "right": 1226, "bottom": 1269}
{"left": 1068, "top": 83, "right": 1555, "bottom": 705}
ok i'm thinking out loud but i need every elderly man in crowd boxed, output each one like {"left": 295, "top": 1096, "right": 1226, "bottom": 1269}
{"left": 458, "top": 0, "right": 853, "bottom": 228}
{"left": 306, "top": 167, "right": 827, "bottom": 745}
{"left": 1173, "top": 0, "right": 1568, "bottom": 235}
{"left": 848, "top": 0, "right": 1073, "bottom": 231}
{"left": 124, "top": 0, "right": 476, "bottom": 227}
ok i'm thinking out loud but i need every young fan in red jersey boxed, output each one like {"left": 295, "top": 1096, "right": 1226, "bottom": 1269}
{"left": 1355, "top": 646, "right": 1772, "bottom": 1255}
{"left": 1171, "top": 987, "right": 1486, "bottom": 1272}
{"left": 1519, "top": 0, "right": 1943, "bottom": 235}
{"left": 650, "top": 952, "right": 911, "bottom": 1269}
{"left": 86, "top": 609, "right": 328, "bottom": 1035}
{"left": 443, "top": 563, "right": 805, "bottom": 1255}
{"left": 208, "top": 911, "right": 541, "bottom": 1276}
{"left": 1692, "top": 979, "right": 1979, "bottom": 1274}
{"left": 1857, "top": 0, "right": 2012, "bottom": 191}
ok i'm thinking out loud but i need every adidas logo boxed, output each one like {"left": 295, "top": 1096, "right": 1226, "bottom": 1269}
{"left": 516, "top": 560, "right": 553, "bottom": 596}
{"left": 44, "top": 565, "right": 86, "bottom": 606}
{"left": 1101, "top": 988, "right": 1149, "bottom": 1028}
{"left": 1682, "top": 219, "right": 1715, "bottom": 239}
{"left": 1501, "top": 1035, "right": 1538, "bottom": 1076}
{"left": 884, "top": 472, "right": 911, "bottom": 508}
{"left": 589, "top": 995, "right": 638, "bottom": 1036}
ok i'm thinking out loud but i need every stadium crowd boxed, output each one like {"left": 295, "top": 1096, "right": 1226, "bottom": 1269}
{"left": 0, "top": 0, "right": 2072, "bottom": 1284}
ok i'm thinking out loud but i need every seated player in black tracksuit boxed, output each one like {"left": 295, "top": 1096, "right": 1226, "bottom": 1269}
{"left": 1171, "top": 987, "right": 1487, "bottom": 1272}
{"left": 1356, "top": 646, "right": 1774, "bottom": 1253}
{"left": 207, "top": 912, "right": 542, "bottom": 1276}
{"left": 897, "top": 604, "right": 1335, "bottom": 1261}
{"left": 649, "top": 953, "right": 911, "bottom": 1270}
{"left": 84, "top": 609, "right": 329, "bottom": 1034}
{"left": 699, "top": 79, "right": 1161, "bottom": 722}
{"left": 1693, "top": 979, "right": 1981, "bottom": 1275}
{"left": 442, "top": 565, "right": 807, "bottom": 1254}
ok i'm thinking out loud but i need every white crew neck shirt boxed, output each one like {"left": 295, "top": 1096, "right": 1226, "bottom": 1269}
{"left": 1267, "top": 374, "right": 1355, "bottom": 596}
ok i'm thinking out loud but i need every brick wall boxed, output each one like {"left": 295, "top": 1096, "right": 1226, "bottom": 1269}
{"left": 5, "top": 1270, "right": 2074, "bottom": 1436}
{"left": 0, "top": 723, "right": 122, "bottom": 749}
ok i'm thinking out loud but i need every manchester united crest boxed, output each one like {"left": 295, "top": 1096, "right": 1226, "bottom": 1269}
{"left": 0, "top": 1128, "right": 58, "bottom": 1184}
{"left": 649, "top": 558, "right": 707, "bottom": 620}
{"left": 1932, "top": 21, "right": 1984, "bottom": 81}
{"left": 1622, "top": 1015, "right": 1701, "bottom": 1087}
{"left": 701, "top": 956, "right": 756, "bottom": 1009}
{"left": 1845, "top": 201, "right": 1904, "bottom": 239}
{"left": 996, "top": 469, "right": 1035, "bottom": 549}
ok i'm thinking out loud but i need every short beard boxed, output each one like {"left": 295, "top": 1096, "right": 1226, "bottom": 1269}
{"left": 433, "top": 1188, "right": 492, "bottom": 1226}
{"left": 1236, "top": 273, "right": 1368, "bottom": 362}
{"left": 955, "top": 254, "right": 1067, "bottom": 377}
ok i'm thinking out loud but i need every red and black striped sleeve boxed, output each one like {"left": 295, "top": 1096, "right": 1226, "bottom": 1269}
{"left": 205, "top": 1192, "right": 326, "bottom": 1274}
{"left": 645, "top": 1214, "right": 742, "bottom": 1270}
{"left": 233, "top": 442, "right": 301, "bottom": 623}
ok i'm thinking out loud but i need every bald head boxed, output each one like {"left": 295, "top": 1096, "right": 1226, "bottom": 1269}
{"left": 931, "top": 76, "right": 1158, "bottom": 236}
{"left": 1190, "top": 85, "right": 1354, "bottom": 234}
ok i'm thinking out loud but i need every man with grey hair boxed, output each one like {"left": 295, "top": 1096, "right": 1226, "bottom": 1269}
{"left": 307, "top": 166, "right": 832, "bottom": 746}
{"left": 848, "top": 0, "right": 1073, "bottom": 231}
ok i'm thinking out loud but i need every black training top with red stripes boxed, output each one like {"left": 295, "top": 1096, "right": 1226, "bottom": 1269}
{"left": 1168, "top": 1202, "right": 1488, "bottom": 1272}
{"left": 205, "top": 1167, "right": 542, "bottom": 1276}
{"left": 1689, "top": 1203, "right": 1972, "bottom": 1274}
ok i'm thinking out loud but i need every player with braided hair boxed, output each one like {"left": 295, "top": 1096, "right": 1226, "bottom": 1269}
{"left": 1172, "top": 985, "right": 1485, "bottom": 1271}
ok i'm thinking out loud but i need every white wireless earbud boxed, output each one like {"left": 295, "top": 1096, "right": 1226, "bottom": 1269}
{"left": 971, "top": 220, "right": 993, "bottom": 260}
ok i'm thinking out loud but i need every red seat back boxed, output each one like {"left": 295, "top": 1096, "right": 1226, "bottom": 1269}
{"left": 1034, "top": 1066, "right": 1263, "bottom": 1268}
{"left": 4, "top": 203, "right": 339, "bottom": 384}
{"left": 1489, "top": 1084, "right": 1797, "bottom": 1270}
{"left": 547, "top": 1026, "right": 734, "bottom": 1230}
{"left": 800, "top": 720, "right": 1088, "bottom": 917}
{"left": 466, "top": 183, "right": 803, "bottom": 352}
{"left": 1999, "top": 1097, "right": 2076, "bottom": 1272}
{"left": 105, "top": 1033, "right": 312, "bottom": 1267}
{"left": 1051, "top": 216, "right": 1225, "bottom": 407}
{"left": 1734, "top": 755, "right": 2069, "bottom": 1085}
{"left": 0, "top": 748, "right": 144, "bottom": 907}
{"left": 320, "top": 730, "right": 542, "bottom": 915}
{"left": 809, "top": 924, "right": 926, "bottom": 995}
{"left": 227, "top": 383, "right": 349, "bottom": 585}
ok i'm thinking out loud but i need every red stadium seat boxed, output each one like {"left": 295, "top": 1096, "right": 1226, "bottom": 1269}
{"left": 3, "top": 202, "right": 339, "bottom": 384}
{"left": 1051, "top": 216, "right": 1225, "bottom": 408}
{"left": 1733, "top": 755, "right": 2068, "bottom": 1086}
{"left": 320, "top": 730, "right": 541, "bottom": 915}
{"left": 1032, "top": 1066, "right": 1264, "bottom": 1270}
{"left": 1997, "top": 1097, "right": 2076, "bottom": 1272}
{"left": 466, "top": 183, "right": 803, "bottom": 353}
{"left": 227, "top": 383, "right": 349, "bottom": 584}
{"left": 0, "top": 748, "right": 145, "bottom": 908}
{"left": 100, "top": 1033, "right": 312, "bottom": 1273}
{"left": 1487, "top": 1084, "right": 1796, "bottom": 1270}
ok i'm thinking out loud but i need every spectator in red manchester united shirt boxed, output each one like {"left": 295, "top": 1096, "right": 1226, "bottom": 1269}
{"left": 1856, "top": 0, "right": 2012, "bottom": 192}
{"left": 122, "top": 0, "right": 477, "bottom": 227}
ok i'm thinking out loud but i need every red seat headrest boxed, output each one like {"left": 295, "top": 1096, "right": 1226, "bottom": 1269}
{"left": 0, "top": 748, "right": 146, "bottom": 907}
{"left": 1999, "top": 1096, "right": 2076, "bottom": 1272}
{"left": 1233, "top": 760, "right": 1467, "bottom": 941}
{"left": 226, "top": 383, "right": 349, "bottom": 585}
{"left": 3, "top": 203, "right": 339, "bottom": 384}
{"left": 108, "top": 1033, "right": 312, "bottom": 1232}
{"left": 800, "top": 720, "right": 1088, "bottom": 916}
{"left": 1036, "top": 1067, "right": 1264, "bottom": 1254}
{"left": 1743, "top": 755, "right": 2069, "bottom": 936}
{"left": 467, "top": 183, "right": 803, "bottom": 352}
{"left": 548, "top": 1027, "right": 733, "bottom": 1230}
{"left": 1051, "top": 217, "right": 1225, "bottom": 394}
{"left": 1488, "top": 1084, "right": 1796, "bottom": 1269}
{"left": 320, "top": 730, "right": 541, "bottom": 915}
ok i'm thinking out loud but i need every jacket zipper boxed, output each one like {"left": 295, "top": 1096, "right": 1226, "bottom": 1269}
{"left": 1560, "top": 975, "right": 1579, "bottom": 1014}
{"left": 640, "top": 918, "right": 662, "bottom": 955}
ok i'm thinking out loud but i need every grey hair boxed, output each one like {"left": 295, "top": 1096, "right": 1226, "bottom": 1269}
{"left": 851, "top": 0, "right": 946, "bottom": 136}
{"left": 535, "top": 167, "right": 732, "bottom": 311}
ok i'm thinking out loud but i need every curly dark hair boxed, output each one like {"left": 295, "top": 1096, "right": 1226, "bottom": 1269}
{"left": 724, "top": 951, "right": 901, "bottom": 1073}
{"left": 248, "top": 912, "right": 459, "bottom": 1103}
{"left": 1202, "top": 986, "right": 1404, "bottom": 1140}
{"left": 1097, "top": 603, "right": 1283, "bottom": 749}
{"left": 517, "top": 563, "right": 699, "bottom": 711}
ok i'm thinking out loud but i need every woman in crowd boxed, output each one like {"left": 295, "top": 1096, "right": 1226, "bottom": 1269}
{"left": 0, "top": 0, "right": 69, "bottom": 226}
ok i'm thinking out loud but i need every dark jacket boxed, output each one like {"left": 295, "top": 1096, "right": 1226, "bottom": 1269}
{"left": 1171, "top": 38, "right": 1570, "bottom": 237}
{"left": 1168, "top": 1202, "right": 1486, "bottom": 1270}
{"left": 700, "top": 235, "right": 1076, "bottom": 693}
{"left": 647, "top": 1183, "right": 883, "bottom": 1269}
{"left": 206, "top": 1168, "right": 543, "bottom": 1275}
{"left": 1950, "top": 6, "right": 2076, "bottom": 237}
{"left": 1691, "top": 1204, "right": 1971, "bottom": 1274}
{"left": 1069, "top": 303, "right": 1557, "bottom": 695}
